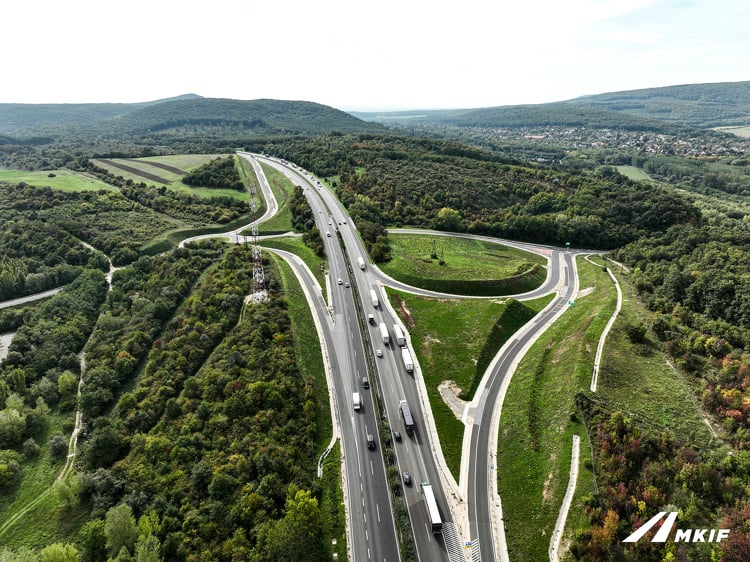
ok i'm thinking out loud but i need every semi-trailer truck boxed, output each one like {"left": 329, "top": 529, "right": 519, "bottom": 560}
{"left": 370, "top": 289, "right": 379, "bottom": 308}
{"left": 379, "top": 322, "right": 389, "bottom": 344}
{"left": 393, "top": 324, "right": 406, "bottom": 346}
{"left": 400, "top": 400, "right": 415, "bottom": 435}
{"left": 401, "top": 348, "right": 414, "bottom": 373}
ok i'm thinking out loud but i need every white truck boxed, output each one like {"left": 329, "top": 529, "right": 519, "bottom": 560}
{"left": 370, "top": 288, "right": 379, "bottom": 308}
{"left": 401, "top": 348, "right": 414, "bottom": 373}
{"left": 353, "top": 392, "right": 362, "bottom": 411}
{"left": 357, "top": 256, "right": 365, "bottom": 270}
{"left": 393, "top": 324, "right": 406, "bottom": 346}
{"left": 379, "top": 322, "right": 389, "bottom": 344}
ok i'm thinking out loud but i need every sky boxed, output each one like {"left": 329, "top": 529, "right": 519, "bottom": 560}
{"left": 2, "top": 0, "right": 749, "bottom": 111}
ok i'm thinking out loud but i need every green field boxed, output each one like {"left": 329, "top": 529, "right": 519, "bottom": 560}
{"left": 380, "top": 233, "right": 547, "bottom": 295}
{"left": 253, "top": 163, "right": 295, "bottom": 234}
{"left": 615, "top": 165, "right": 655, "bottom": 181}
{"left": 0, "top": 169, "right": 114, "bottom": 191}
{"left": 92, "top": 154, "right": 250, "bottom": 201}
{"left": 388, "top": 289, "right": 550, "bottom": 478}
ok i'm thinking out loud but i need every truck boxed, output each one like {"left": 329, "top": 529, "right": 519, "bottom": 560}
{"left": 370, "top": 288, "right": 379, "bottom": 308}
{"left": 357, "top": 256, "right": 365, "bottom": 270}
{"left": 400, "top": 399, "right": 415, "bottom": 435}
{"left": 421, "top": 482, "right": 442, "bottom": 533}
{"left": 379, "top": 322, "right": 389, "bottom": 344}
{"left": 401, "top": 348, "right": 414, "bottom": 373}
{"left": 353, "top": 392, "right": 361, "bottom": 411}
{"left": 393, "top": 324, "right": 406, "bottom": 346}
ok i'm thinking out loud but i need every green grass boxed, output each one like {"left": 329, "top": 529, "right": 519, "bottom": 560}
{"left": 387, "top": 290, "right": 550, "bottom": 478}
{"left": 0, "top": 169, "right": 114, "bottom": 191}
{"left": 615, "top": 165, "right": 656, "bottom": 182}
{"left": 0, "top": 412, "right": 88, "bottom": 548}
{"left": 380, "top": 233, "right": 547, "bottom": 296}
{"left": 596, "top": 258, "right": 713, "bottom": 446}
{"left": 259, "top": 236, "right": 327, "bottom": 293}
{"left": 267, "top": 252, "right": 331, "bottom": 453}
{"left": 92, "top": 154, "right": 250, "bottom": 201}
{"left": 497, "top": 256, "right": 612, "bottom": 561}
{"left": 253, "top": 163, "right": 295, "bottom": 235}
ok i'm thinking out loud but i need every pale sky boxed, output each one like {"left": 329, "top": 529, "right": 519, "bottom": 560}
{"left": 2, "top": 0, "right": 749, "bottom": 111}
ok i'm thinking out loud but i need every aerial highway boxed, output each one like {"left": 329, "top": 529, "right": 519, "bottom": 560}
{"left": 250, "top": 154, "right": 582, "bottom": 562}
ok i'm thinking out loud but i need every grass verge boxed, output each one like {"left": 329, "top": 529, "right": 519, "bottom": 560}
{"left": 496, "top": 256, "right": 612, "bottom": 561}
{"left": 380, "top": 233, "right": 547, "bottom": 296}
{"left": 253, "top": 163, "right": 294, "bottom": 235}
{"left": 388, "top": 290, "right": 549, "bottom": 479}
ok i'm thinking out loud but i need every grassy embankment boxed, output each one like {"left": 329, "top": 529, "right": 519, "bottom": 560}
{"left": 383, "top": 233, "right": 552, "bottom": 478}
{"left": 381, "top": 233, "right": 547, "bottom": 295}
{"left": 267, "top": 253, "right": 344, "bottom": 559}
{"left": 497, "top": 255, "right": 713, "bottom": 562}
{"left": 251, "top": 162, "right": 294, "bottom": 235}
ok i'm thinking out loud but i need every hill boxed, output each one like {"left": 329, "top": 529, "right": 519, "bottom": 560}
{"left": 566, "top": 80, "right": 750, "bottom": 128}
{"left": 0, "top": 96, "right": 384, "bottom": 139}
{"left": 0, "top": 94, "right": 201, "bottom": 134}
{"left": 353, "top": 80, "right": 750, "bottom": 132}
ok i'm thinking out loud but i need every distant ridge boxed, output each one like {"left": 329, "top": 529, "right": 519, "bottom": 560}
{"left": 0, "top": 95, "right": 383, "bottom": 137}
{"left": 354, "top": 80, "right": 750, "bottom": 131}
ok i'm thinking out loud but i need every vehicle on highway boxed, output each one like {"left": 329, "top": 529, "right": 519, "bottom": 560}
{"left": 401, "top": 348, "right": 414, "bottom": 373}
{"left": 345, "top": 282, "right": 349, "bottom": 288}
{"left": 376, "top": 349, "right": 383, "bottom": 357}
{"left": 337, "top": 278, "right": 343, "bottom": 285}
{"left": 353, "top": 392, "right": 361, "bottom": 411}
{"left": 403, "top": 472, "right": 412, "bottom": 486}
{"left": 368, "top": 314, "right": 376, "bottom": 325}
{"left": 326, "top": 231, "right": 331, "bottom": 237}
{"left": 400, "top": 400, "right": 415, "bottom": 435}
{"left": 370, "top": 288, "right": 379, "bottom": 308}
{"left": 362, "top": 377, "right": 369, "bottom": 388}
{"left": 393, "top": 324, "right": 406, "bottom": 346}
{"left": 379, "top": 322, "right": 389, "bottom": 344}
{"left": 357, "top": 256, "right": 365, "bottom": 270}
{"left": 421, "top": 482, "right": 443, "bottom": 533}
{"left": 393, "top": 431, "right": 402, "bottom": 442}
{"left": 367, "top": 434, "right": 375, "bottom": 450}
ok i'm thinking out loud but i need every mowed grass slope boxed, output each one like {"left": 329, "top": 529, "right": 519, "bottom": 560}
{"left": 0, "top": 169, "right": 114, "bottom": 191}
{"left": 380, "top": 233, "right": 547, "bottom": 295}
{"left": 389, "top": 290, "right": 550, "bottom": 479}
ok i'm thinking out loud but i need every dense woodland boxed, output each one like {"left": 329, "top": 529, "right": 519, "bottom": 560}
{"left": 181, "top": 156, "right": 244, "bottom": 190}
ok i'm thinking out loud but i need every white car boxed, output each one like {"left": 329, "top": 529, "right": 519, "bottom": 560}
{"left": 376, "top": 349, "right": 383, "bottom": 357}
{"left": 337, "top": 278, "right": 343, "bottom": 285}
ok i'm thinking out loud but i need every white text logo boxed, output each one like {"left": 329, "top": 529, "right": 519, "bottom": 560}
{"left": 622, "top": 512, "right": 730, "bottom": 543}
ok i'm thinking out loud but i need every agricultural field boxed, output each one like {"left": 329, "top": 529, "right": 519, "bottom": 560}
{"left": 0, "top": 169, "right": 114, "bottom": 191}
{"left": 92, "top": 153, "right": 250, "bottom": 200}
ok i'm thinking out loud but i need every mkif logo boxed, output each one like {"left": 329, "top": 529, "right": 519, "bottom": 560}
{"left": 623, "top": 511, "right": 730, "bottom": 543}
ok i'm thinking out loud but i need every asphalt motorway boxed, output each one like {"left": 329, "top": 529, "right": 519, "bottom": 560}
{"left": 260, "top": 157, "right": 403, "bottom": 562}
{"left": 261, "top": 157, "right": 458, "bottom": 562}
{"left": 467, "top": 249, "right": 579, "bottom": 561}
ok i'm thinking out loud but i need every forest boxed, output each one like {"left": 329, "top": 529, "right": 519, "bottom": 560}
{"left": 245, "top": 133, "right": 700, "bottom": 250}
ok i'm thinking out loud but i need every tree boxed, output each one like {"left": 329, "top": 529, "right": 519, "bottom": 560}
{"left": 104, "top": 504, "right": 139, "bottom": 558}
{"left": 39, "top": 543, "right": 79, "bottom": 562}
{"left": 432, "top": 207, "right": 462, "bottom": 232}
{"left": 134, "top": 534, "right": 161, "bottom": 562}
{"left": 49, "top": 434, "right": 69, "bottom": 461}
{"left": 0, "top": 408, "right": 26, "bottom": 448}
{"left": 79, "top": 518, "right": 107, "bottom": 562}
{"left": 263, "top": 488, "right": 329, "bottom": 562}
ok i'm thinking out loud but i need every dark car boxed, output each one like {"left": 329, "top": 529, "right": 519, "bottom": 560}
{"left": 362, "top": 377, "right": 369, "bottom": 389}
{"left": 367, "top": 434, "right": 376, "bottom": 450}
{"left": 403, "top": 471, "right": 412, "bottom": 486}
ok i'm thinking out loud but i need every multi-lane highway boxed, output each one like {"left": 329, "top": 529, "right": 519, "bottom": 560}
{"left": 250, "top": 154, "right": 581, "bottom": 562}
